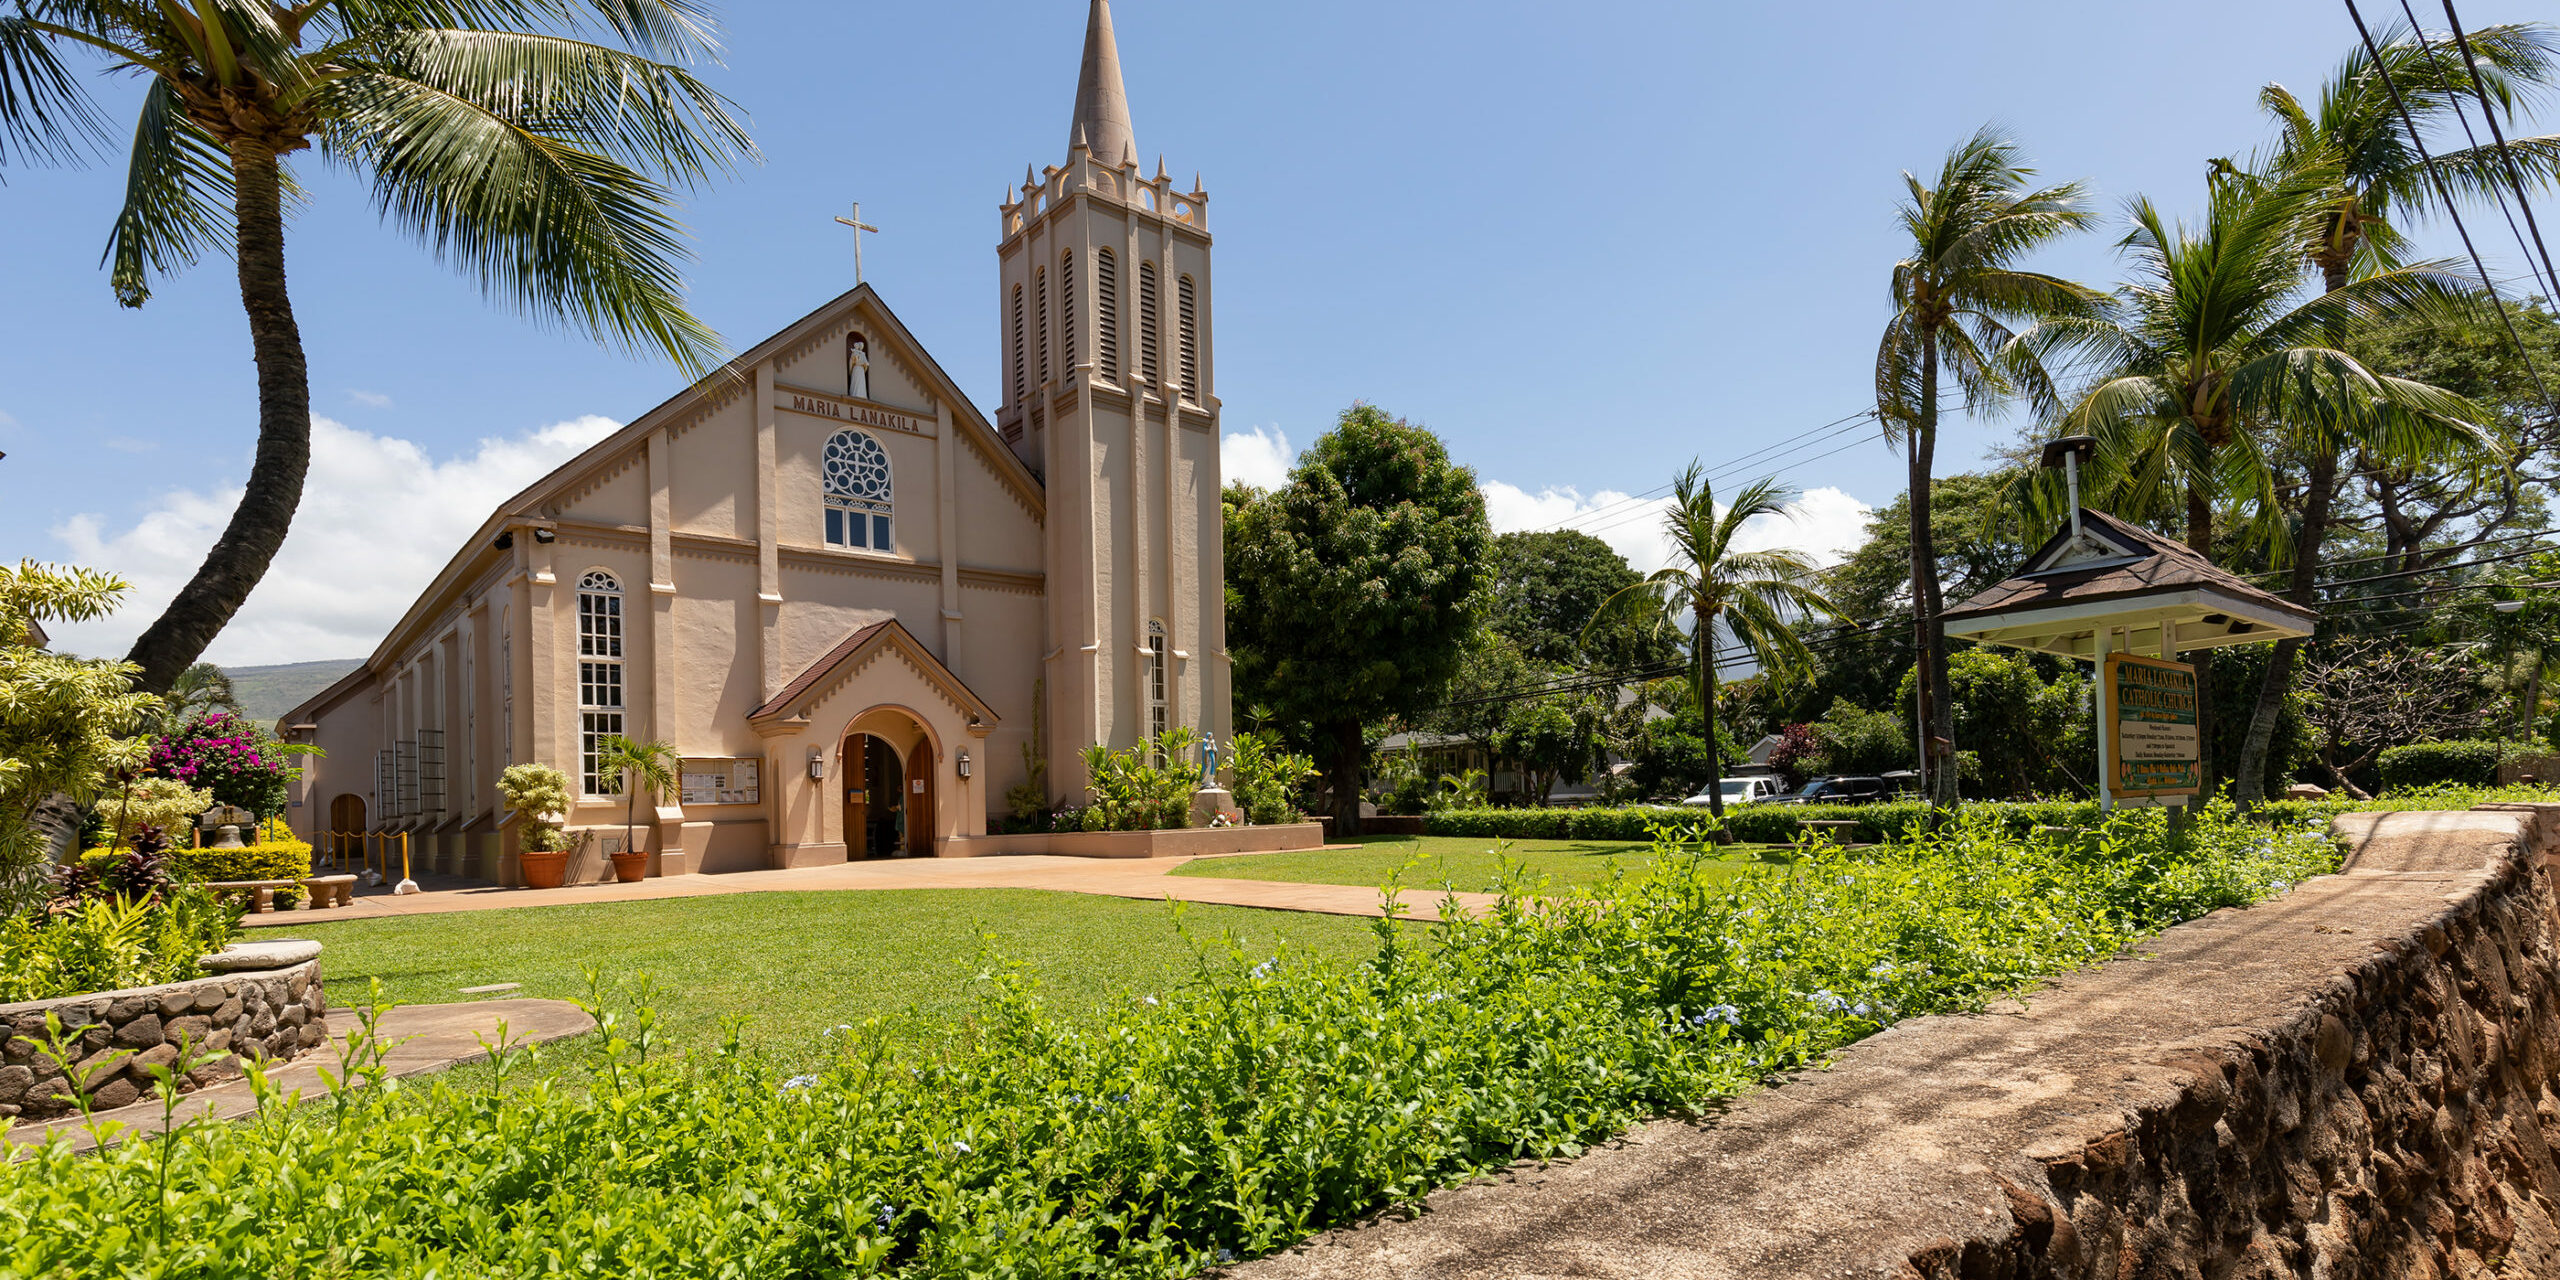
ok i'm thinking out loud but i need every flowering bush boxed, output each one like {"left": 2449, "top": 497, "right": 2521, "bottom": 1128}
{"left": 0, "top": 802, "right": 2333, "bottom": 1274}
{"left": 147, "top": 713, "right": 290, "bottom": 819}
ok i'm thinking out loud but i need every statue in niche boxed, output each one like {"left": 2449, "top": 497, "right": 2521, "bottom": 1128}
{"left": 847, "top": 334, "right": 871, "bottom": 400}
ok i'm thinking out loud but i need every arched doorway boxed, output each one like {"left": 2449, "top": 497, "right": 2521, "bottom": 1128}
{"left": 327, "top": 794, "right": 366, "bottom": 870}
{"left": 839, "top": 708, "right": 940, "bottom": 859}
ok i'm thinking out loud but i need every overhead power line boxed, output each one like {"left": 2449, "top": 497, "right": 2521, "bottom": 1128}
{"left": 2395, "top": 0, "right": 2560, "bottom": 303}
{"left": 2343, "top": 0, "right": 2560, "bottom": 413}
{"left": 2435, "top": 0, "right": 2560, "bottom": 303}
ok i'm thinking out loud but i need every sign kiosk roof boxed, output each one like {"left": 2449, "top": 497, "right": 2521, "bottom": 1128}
{"left": 1939, "top": 508, "right": 2317, "bottom": 660}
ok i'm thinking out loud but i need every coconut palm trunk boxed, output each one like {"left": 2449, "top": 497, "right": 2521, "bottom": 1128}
{"left": 1907, "top": 327, "right": 1956, "bottom": 806}
{"left": 2234, "top": 450, "right": 2340, "bottom": 804}
{"left": 126, "top": 148, "right": 309, "bottom": 693}
{"left": 1693, "top": 599, "right": 1726, "bottom": 819}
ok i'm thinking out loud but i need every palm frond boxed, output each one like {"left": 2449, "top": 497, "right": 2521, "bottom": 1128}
{"left": 319, "top": 68, "right": 725, "bottom": 374}
{"left": 0, "top": 14, "right": 106, "bottom": 171}
{"left": 102, "top": 75, "right": 234, "bottom": 307}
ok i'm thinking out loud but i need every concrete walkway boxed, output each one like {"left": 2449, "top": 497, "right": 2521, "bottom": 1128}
{"left": 7, "top": 997, "right": 594, "bottom": 1153}
{"left": 242, "top": 849, "right": 1500, "bottom": 928}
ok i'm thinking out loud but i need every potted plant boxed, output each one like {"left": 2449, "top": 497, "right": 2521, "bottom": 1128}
{"left": 594, "top": 734, "right": 680, "bottom": 883}
{"left": 497, "top": 763, "right": 573, "bottom": 889}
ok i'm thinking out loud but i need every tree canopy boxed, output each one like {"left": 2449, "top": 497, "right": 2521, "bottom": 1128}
{"left": 1226, "top": 405, "right": 1490, "bottom": 833}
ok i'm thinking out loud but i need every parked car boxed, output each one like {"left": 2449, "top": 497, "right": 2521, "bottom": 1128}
{"left": 1680, "top": 776, "right": 1786, "bottom": 808}
{"left": 1768, "top": 775, "right": 1889, "bottom": 806}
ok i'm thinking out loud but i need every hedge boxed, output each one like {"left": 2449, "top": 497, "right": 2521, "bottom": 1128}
{"left": 1422, "top": 801, "right": 2107, "bottom": 846}
{"left": 2377, "top": 740, "right": 2507, "bottom": 791}
{"left": 171, "top": 840, "right": 313, "bottom": 884}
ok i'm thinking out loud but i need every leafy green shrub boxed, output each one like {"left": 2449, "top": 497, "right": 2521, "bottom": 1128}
{"left": 0, "top": 885, "right": 238, "bottom": 1003}
{"left": 2377, "top": 740, "right": 2507, "bottom": 791}
{"left": 171, "top": 840, "right": 311, "bottom": 885}
{"left": 1423, "top": 800, "right": 2106, "bottom": 846}
{"left": 1080, "top": 728, "right": 1204, "bottom": 830}
{"left": 93, "top": 777, "right": 213, "bottom": 852}
{"left": 0, "top": 804, "right": 2328, "bottom": 1274}
{"left": 498, "top": 763, "right": 572, "bottom": 853}
{"left": 1226, "top": 732, "right": 1315, "bottom": 825}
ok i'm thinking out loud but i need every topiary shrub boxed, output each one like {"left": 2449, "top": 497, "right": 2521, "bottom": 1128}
{"left": 172, "top": 840, "right": 312, "bottom": 885}
{"left": 2377, "top": 740, "right": 2506, "bottom": 791}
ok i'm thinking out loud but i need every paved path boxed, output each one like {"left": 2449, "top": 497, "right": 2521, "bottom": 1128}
{"left": 8, "top": 998, "right": 594, "bottom": 1153}
{"left": 243, "top": 850, "right": 1499, "bottom": 928}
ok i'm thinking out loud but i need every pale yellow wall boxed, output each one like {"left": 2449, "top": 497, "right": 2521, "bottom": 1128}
{"left": 668, "top": 401, "right": 752, "bottom": 540}
{"left": 668, "top": 558, "right": 763, "bottom": 752}
{"left": 558, "top": 454, "right": 649, "bottom": 528}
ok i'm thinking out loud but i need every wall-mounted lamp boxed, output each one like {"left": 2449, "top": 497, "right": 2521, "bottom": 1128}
{"left": 531, "top": 528, "right": 557, "bottom": 544}
{"left": 807, "top": 746, "right": 826, "bottom": 779}
{"left": 492, "top": 531, "right": 514, "bottom": 551}
{"left": 956, "top": 749, "right": 973, "bottom": 779}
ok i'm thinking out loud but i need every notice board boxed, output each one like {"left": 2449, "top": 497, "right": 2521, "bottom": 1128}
{"left": 679, "top": 757, "right": 761, "bottom": 807}
{"left": 2104, "top": 653, "right": 2201, "bottom": 800}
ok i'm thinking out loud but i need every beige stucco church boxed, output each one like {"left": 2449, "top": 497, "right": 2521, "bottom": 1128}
{"left": 283, "top": 0, "right": 1236, "bottom": 878}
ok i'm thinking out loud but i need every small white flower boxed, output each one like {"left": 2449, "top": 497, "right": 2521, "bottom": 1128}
{"left": 1142, "top": 995, "right": 1160, "bottom": 1006}
{"left": 953, "top": 1140, "right": 972, "bottom": 1154}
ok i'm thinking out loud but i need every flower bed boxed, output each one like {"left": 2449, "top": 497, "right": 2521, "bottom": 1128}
{"left": 0, "top": 804, "right": 2333, "bottom": 1275}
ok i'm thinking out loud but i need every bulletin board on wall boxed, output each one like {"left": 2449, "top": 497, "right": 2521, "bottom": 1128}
{"left": 680, "top": 757, "right": 763, "bottom": 807}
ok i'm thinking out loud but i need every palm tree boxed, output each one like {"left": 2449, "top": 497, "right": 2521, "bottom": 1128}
{"left": 1592, "top": 467, "right": 1838, "bottom": 818}
{"left": 1876, "top": 128, "right": 2106, "bottom": 807}
{"left": 0, "top": 1, "right": 755, "bottom": 693}
{"left": 160, "top": 661, "right": 241, "bottom": 727}
{"left": 594, "top": 733, "right": 679, "bottom": 865}
{"left": 2229, "top": 22, "right": 2560, "bottom": 802}
{"left": 2063, "top": 165, "right": 2498, "bottom": 795}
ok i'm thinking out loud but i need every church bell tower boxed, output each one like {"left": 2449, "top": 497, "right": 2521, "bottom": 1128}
{"left": 998, "top": 0, "right": 1230, "bottom": 801}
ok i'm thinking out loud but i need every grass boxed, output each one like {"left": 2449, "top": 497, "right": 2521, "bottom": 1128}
{"left": 1170, "top": 834, "right": 1791, "bottom": 893}
{"left": 288, "top": 889, "right": 1405, "bottom": 1065}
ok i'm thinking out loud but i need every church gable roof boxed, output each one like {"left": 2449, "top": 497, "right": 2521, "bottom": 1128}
{"left": 750, "top": 618, "right": 1000, "bottom": 729}
{"left": 359, "top": 284, "right": 1041, "bottom": 675}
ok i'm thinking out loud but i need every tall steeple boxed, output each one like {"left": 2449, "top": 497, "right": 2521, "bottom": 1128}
{"left": 1069, "top": 0, "right": 1135, "bottom": 168}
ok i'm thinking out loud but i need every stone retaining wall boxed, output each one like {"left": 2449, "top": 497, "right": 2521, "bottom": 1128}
{"left": 0, "top": 959, "right": 326, "bottom": 1120}
{"left": 1239, "top": 804, "right": 2560, "bottom": 1279}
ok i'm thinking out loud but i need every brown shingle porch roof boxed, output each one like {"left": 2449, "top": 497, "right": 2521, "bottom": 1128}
{"left": 1940, "top": 509, "right": 2317, "bottom": 629}
{"left": 749, "top": 619, "right": 1000, "bottom": 728}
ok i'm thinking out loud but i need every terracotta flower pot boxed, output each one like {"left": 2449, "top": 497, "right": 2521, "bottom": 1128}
{"left": 520, "top": 850, "right": 570, "bottom": 889}
{"left": 609, "top": 851, "right": 649, "bottom": 884}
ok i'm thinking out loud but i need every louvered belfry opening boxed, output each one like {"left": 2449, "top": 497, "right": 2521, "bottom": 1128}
{"left": 1138, "top": 259, "right": 1160, "bottom": 385}
{"left": 1062, "top": 251, "right": 1079, "bottom": 368}
{"left": 1096, "top": 248, "right": 1120, "bottom": 381}
{"left": 1177, "top": 275, "right": 1199, "bottom": 401}
{"left": 1010, "top": 284, "right": 1026, "bottom": 404}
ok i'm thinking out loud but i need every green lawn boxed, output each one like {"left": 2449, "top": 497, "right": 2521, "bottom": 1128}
{"left": 1171, "top": 835, "right": 1789, "bottom": 893}
{"left": 289, "top": 889, "right": 1402, "bottom": 1065}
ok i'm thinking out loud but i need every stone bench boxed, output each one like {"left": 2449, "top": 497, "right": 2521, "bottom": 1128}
{"left": 1799, "top": 819, "right": 1863, "bottom": 843}
{"left": 207, "top": 875, "right": 357, "bottom": 913}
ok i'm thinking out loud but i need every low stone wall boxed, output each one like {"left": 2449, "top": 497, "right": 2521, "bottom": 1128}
{"left": 1238, "top": 804, "right": 2560, "bottom": 1279}
{"left": 0, "top": 959, "right": 326, "bottom": 1120}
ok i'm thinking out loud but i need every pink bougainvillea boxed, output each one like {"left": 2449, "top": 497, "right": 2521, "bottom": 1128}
{"left": 149, "top": 713, "right": 291, "bottom": 816}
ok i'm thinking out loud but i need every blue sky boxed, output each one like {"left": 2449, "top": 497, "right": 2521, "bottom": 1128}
{"left": 4, "top": 0, "right": 2553, "bottom": 661}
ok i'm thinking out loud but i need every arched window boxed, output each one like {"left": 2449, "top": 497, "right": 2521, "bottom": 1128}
{"left": 1138, "top": 260, "right": 1160, "bottom": 386}
{"left": 1010, "top": 284, "right": 1025, "bottom": 405}
{"left": 1146, "top": 618, "right": 1169, "bottom": 748}
{"left": 1035, "top": 266, "right": 1050, "bottom": 387}
{"left": 576, "top": 571, "right": 625, "bottom": 795}
{"left": 1178, "top": 275, "right": 1200, "bottom": 402}
{"left": 823, "top": 430, "right": 894, "bottom": 552}
{"left": 1095, "top": 249, "right": 1120, "bottom": 381}
{"left": 1061, "top": 251, "right": 1079, "bottom": 369}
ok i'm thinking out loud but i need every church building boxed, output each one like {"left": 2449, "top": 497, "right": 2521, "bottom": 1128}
{"left": 283, "top": 0, "right": 1234, "bottom": 877}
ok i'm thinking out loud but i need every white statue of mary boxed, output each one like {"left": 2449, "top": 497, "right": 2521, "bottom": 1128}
{"left": 848, "top": 338, "right": 871, "bottom": 399}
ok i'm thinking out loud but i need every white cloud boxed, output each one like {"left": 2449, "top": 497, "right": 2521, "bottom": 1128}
{"left": 347, "top": 389, "right": 393, "bottom": 409}
{"left": 1481, "top": 480, "right": 1873, "bottom": 576}
{"left": 1220, "top": 425, "right": 1294, "bottom": 491}
{"left": 49, "top": 414, "right": 620, "bottom": 664}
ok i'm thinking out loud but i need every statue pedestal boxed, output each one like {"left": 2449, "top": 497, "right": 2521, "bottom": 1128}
{"left": 1191, "top": 787, "right": 1244, "bottom": 828}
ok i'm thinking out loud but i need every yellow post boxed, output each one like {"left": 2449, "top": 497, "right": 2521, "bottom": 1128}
{"left": 394, "top": 831, "right": 419, "bottom": 895}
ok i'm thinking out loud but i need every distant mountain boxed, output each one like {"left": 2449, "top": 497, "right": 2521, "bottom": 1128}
{"left": 222, "top": 659, "right": 365, "bottom": 724}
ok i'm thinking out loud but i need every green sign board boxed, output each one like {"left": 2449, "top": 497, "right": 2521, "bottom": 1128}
{"left": 2105, "top": 653, "right": 2201, "bottom": 799}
